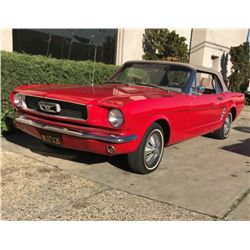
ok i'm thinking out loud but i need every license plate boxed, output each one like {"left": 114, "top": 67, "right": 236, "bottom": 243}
{"left": 41, "top": 132, "right": 62, "bottom": 145}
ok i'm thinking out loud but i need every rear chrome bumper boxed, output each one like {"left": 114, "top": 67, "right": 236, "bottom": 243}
{"left": 10, "top": 113, "right": 138, "bottom": 144}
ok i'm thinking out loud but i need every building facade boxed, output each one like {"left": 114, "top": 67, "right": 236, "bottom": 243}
{"left": 189, "top": 29, "right": 248, "bottom": 80}
{"left": 11, "top": 29, "right": 118, "bottom": 64}
{"left": 115, "top": 29, "right": 192, "bottom": 64}
{"left": 1, "top": 28, "right": 248, "bottom": 78}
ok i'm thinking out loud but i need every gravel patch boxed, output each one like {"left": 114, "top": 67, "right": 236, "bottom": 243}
{"left": 1, "top": 151, "right": 107, "bottom": 220}
{"left": 1, "top": 150, "right": 213, "bottom": 221}
{"left": 42, "top": 189, "right": 213, "bottom": 220}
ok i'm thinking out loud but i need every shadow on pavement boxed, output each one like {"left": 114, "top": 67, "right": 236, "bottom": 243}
{"left": 233, "top": 126, "right": 250, "bottom": 134}
{"left": 3, "top": 131, "right": 131, "bottom": 173}
{"left": 220, "top": 138, "right": 250, "bottom": 157}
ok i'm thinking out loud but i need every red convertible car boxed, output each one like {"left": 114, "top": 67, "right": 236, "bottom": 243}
{"left": 9, "top": 61, "right": 245, "bottom": 174}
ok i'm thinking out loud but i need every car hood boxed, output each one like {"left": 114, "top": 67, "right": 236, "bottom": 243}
{"left": 16, "top": 83, "right": 180, "bottom": 107}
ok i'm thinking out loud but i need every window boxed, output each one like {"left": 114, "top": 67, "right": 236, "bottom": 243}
{"left": 111, "top": 63, "right": 194, "bottom": 93}
{"left": 196, "top": 71, "right": 223, "bottom": 94}
{"left": 13, "top": 29, "right": 118, "bottom": 64}
{"left": 167, "top": 69, "right": 191, "bottom": 91}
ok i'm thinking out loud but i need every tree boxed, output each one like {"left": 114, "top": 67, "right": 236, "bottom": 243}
{"left": 229, "top": 42, "right": 250, "bottom": 91}
{"left": 229, "top": 42, "right": 250, "bottom": 105}
{"left": 142, "top": 29, "right": 189, "bottom": 62}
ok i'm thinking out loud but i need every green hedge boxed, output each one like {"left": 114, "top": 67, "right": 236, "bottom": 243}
{"left": 1, "top": 51, "right": 118, "bottom": 133}
{"left": 229, "top": 82, "right": 250, "bottom": 105}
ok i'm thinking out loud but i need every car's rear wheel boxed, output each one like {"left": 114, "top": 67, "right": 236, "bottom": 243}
{"left": 214, "top": 112, "right": 233, "bottom": 139}
{"left": 127, "top": 123, "right": 164, "bottom": 174}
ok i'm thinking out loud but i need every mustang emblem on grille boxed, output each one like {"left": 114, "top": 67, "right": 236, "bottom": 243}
{"left": 38, "top": 101, "right": 61, "bottom": 114}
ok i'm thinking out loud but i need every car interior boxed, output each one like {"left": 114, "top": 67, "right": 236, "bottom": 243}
{"left": 196, "top": 71, "right": 223, "bottom": 94}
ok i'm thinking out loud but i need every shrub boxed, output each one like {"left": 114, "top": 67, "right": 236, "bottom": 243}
{"left": 229, "top": 82, "right": 250, "bottom": 105}
{"left": 1, "top": 51, "right": 119, "bottom": 133}
{"left": 229, "top": 42, "right": 250, "bottom": 105}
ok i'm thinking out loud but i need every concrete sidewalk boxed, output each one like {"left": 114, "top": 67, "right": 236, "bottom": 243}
{"left": 1, "top": 107, "right": 249, "bottom": 220}
{"left": 1, "top": 150, "right": 212, "bottom": 220}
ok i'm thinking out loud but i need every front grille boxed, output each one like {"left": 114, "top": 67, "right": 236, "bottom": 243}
{"left": 25, "top": 96, "right": 88, "bottom": 120}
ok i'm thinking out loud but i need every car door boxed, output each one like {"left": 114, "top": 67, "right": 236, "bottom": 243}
{"left": 187, "top": 71, "right": 227, "bottom": 136}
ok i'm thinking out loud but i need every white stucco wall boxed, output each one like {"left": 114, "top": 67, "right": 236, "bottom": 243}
{"left": 116, "top": 29, "right": 145, "bottom": 65}
{"left": 116, "top": 28, "right": 191, "bottom": 65}
{"left": 190, "top": 29, "right": 248, "bottom": 78}
{"left": 0, "top": 29, "right": 13, "bottom": 52}
{"left": 205, "top": 29, "right": 248, "bottom": 48}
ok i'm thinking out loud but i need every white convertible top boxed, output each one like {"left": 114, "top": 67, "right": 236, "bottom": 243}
{"left": 125, "top": 60, "right": 228, "bottom": 91}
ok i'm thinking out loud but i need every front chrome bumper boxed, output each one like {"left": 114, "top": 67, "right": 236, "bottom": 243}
{"left": 9, "top": 113, "right": 138, "bottom": 144}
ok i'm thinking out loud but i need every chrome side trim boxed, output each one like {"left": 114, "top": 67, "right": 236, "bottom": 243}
{"left": 15, "top": 115, "right": 138, "bottom": 144}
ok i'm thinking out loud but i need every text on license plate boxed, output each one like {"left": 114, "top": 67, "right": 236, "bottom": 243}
{"left": 41, "top": 134, "right": 62, "bottom": 145}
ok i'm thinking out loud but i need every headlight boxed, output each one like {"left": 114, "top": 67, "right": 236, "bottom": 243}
{"left": 14, "top": 93, "right": 26, "bottom": 108}
{"left": 108, "top": 109, "right": 124, "bottom": 128}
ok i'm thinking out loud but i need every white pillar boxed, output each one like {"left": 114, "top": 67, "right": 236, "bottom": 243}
{"left": 0, "top": 29, "right": 13, "bottom": 52}
{"left": 115, "top": 29, "right": 125, "bottom": 65}
{"left": 115, "top": 29, "right": 145, "bottom": 65}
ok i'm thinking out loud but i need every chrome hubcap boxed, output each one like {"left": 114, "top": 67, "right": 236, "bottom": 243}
{"left": 144, "top": 130, "right": 163, "bottom": 170}
{"left": 223, "top": 113, "right": 232, "bottom": 137}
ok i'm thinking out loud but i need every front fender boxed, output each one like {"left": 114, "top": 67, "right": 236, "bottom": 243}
{"left": 130, "top": 114, "right": 171, "bottom": 151}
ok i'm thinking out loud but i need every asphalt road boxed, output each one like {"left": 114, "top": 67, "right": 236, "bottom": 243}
{"left": 1, "top": 107, "right": 250, "bottom": 220}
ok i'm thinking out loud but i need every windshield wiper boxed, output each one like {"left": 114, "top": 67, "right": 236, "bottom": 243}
{"left": 134, "top": 83, "right": 168, "bottom": 91}
{"left": 106, "top": 80, "right": 122, "bottom": 83}
{"left": 104, "top": 81, "right": 168, "bottom": 90}
{"left": 104, "top": 80, "right": 124, "bottom": 84}
{"left": 104, "top": 80, "right": 131, "bottom": 86}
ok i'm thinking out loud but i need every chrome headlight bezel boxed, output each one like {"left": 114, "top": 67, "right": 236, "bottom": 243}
{"left": 108, "top": 109, "right": 124, "bottom": 128}
{"left": 14, "top": 93, "right": 26, "bottom": 108}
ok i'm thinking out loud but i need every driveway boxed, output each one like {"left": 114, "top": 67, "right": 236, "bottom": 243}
{"left": 1, "top": 107, "right": 250, "bottom": 220}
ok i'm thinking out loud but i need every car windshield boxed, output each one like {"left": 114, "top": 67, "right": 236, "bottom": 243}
{"left": 109, "top": 63, "right": 194, "bottom": 93}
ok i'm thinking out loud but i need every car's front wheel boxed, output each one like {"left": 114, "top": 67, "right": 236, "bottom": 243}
{"left": 127, "top": 123, "right": 164, "bottom": 174}
{"left": 214, "top": 112, "right": 233, "bottom": 139}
